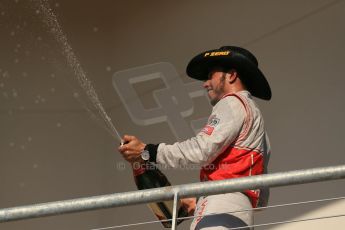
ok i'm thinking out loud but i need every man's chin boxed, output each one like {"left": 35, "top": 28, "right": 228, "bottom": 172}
{"left": 209, "top": 98, "right": 219, "bottom": 106}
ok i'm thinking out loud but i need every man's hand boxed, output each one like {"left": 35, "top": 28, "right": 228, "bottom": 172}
{"left": 118, "top": 135, "right": 146, "bottom": 163}
{"left": 180, "top": 197, "right": 197, "bottom": 216}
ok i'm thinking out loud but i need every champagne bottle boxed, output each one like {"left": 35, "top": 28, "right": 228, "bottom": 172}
{"left": 132, "top": 162, "right": 188, "bottom": 228}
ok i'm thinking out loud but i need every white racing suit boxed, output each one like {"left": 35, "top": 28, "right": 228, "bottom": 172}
{"left": 156, "top": 90, "right": 271, "bottom": 229}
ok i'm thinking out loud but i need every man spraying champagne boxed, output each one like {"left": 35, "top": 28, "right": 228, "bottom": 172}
{"left": 119, "top": 46, "right": 272, "bottom": 230}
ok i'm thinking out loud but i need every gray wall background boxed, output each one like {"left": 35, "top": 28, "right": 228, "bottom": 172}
{"left": 1, "top": 0, "right": 345, "bottom": 229}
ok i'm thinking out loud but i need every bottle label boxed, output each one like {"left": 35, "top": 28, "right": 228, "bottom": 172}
{"left": 132, "top": 163, "right": 146, "bottom": 176}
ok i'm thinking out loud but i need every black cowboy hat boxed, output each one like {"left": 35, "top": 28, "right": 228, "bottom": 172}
{"left": 186, "top": 46, "right": 271, "bottom": 100}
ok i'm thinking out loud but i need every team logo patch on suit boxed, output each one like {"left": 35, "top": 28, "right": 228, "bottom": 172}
{"left": 201, "top": 116, "right": 220, "bottom": 135}
{"left": 209, "top": 117, "right": 220, "bottom": 127}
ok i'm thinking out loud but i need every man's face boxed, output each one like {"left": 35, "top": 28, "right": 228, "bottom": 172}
{"left": 203, "top": 68, "right": 227, "bottom": 106}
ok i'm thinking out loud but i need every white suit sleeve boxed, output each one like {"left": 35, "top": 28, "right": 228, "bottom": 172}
{"left": 156, "top": 96, "right": 246, "bottom": 168}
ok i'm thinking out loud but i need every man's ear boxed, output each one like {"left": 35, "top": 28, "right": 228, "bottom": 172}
{"left": 227, "top": 69, "right": 238, "bottom": 83}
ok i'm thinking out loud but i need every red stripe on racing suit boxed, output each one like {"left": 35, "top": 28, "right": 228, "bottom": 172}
{"left": 200, "top": 146, "right": 264, "bottom": 207}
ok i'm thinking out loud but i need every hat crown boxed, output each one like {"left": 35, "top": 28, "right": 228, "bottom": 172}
{"left": 219, "top": 46, "right": 258, "bottom": 67}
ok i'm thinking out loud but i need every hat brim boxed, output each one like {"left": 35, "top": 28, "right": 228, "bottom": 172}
{"left": 186, "top": 52, "right": 272, "bottom": 100}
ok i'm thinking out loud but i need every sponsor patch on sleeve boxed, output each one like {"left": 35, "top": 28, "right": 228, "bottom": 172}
{"left": 201, "top": 116, "right": 220, "bottom": 135}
